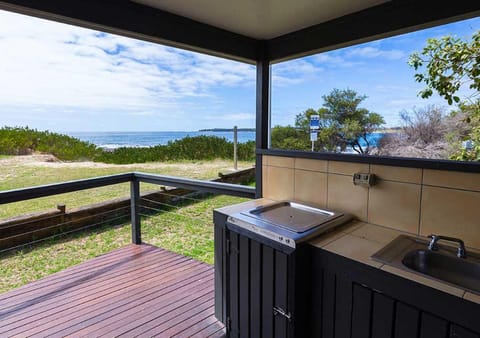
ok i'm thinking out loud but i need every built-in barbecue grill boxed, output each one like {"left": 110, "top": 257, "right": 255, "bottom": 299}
{"left": 214, "top": 201, "right": 352, "bottom": 338}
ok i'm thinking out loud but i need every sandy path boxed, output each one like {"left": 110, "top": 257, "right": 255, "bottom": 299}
{"left": 0, "top": 154, "right": 242, "bottom": 171}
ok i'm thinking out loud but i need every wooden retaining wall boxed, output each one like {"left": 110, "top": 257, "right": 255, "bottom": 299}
{"left": 0, "top": 167, "right": 254, "bottom": 251}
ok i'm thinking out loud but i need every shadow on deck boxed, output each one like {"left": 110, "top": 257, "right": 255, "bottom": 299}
{"left": 0, "top": 244, "right": 225, "bottom": 337}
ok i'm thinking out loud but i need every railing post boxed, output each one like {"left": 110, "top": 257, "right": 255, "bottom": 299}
{"left": 255, "top": 56, "right": 270, "bottom": 198}
{"left": 130, "top": 178, "right": 141, "bottom": 244}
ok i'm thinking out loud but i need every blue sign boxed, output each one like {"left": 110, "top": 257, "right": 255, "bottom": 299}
{"left": 310, "top": 115, "right": 319, "bottom": 130}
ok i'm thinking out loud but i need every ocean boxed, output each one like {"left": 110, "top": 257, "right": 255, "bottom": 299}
{"left": 357, "top": 132, "right": 385, "bottom": 148}
{"left": 68, "top": 131, "right": 256, "bottom": 149}
{"left": 67, "top": 131, "right": 384, "bottom": 150}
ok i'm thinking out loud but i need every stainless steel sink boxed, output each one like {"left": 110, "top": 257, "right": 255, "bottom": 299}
{"left": 372, "top": 235, "right": 480, "bottom": 294}
{"left": 402, "top": 249, "right": 480, "bottom": 292}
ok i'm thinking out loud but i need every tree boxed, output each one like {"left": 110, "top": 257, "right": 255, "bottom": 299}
{"left": 270, "top": 125, "right": 310, "bottom": 150}
{"left": 408, "top": 31, "right": 480, "bottom": 105}
{"left": 409, "top": 30, "right": 480, "bottom": 161}
{"left": 295, "top": 89, "right": 385, "bottom": 154}
{"left": 449, "top": 102, "right": 480, "bottom": 161}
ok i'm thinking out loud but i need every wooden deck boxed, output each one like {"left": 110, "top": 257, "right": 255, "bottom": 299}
{"left": 0, "top": 244, "right": 225, "bottom": 337}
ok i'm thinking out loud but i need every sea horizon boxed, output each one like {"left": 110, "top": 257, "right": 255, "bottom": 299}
{"left": 66, "top": 130, "right": 256, "bottom": 149}
{"left": 65, "top": 130, "right": 385, "bottom": 150}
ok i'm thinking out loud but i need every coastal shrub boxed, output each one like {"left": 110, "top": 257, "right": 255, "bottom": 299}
{"left": 400, "top": 106, "right": 446, "bottom": 145}
{"left": 271, "top": 125, "right": 310, "bottom": 151}
{"left": 376, "top": 106, "right": 450, "bottom": 159}
{"left": 0, "top": 126, "right": 98, "bottom": 161}
{"left": 0, "top": 127, "right": 255, "bottom": 163}
{"left": 237, "top": 140, "right": 256, "bottom": 162}
{"left": 95, "top": 136, "right": 256, "bottom": 164}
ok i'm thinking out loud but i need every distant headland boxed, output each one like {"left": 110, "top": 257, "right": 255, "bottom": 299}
{"left": 198, "top": 128, "right": 255, "bottom": 132}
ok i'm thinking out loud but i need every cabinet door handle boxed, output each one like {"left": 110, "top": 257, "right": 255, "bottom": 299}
{"left": 273, "top": 306, "right": 292, "bottom": 322}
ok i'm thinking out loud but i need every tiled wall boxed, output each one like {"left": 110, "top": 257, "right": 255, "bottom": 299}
{"left": 262, "top": 155, "right": 480, "bottom": 250}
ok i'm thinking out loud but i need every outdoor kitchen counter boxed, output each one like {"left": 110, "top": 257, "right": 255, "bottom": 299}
{"left": 215, "top": 197, "right": 275, "bottom": 216}
{"left": 309, "top": 220, "right": 480, "bottom": 305}
{"left": 215, "top": 199, "right": 480, "bottom": 305}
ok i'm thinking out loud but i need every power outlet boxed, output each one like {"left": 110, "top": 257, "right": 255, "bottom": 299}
{"left": 353, "top": 173, "right": 376, "bottom": 187}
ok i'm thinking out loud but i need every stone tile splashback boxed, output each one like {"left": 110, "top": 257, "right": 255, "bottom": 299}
{"left": 262, "top": 155, "right": 480, "bottom": 250}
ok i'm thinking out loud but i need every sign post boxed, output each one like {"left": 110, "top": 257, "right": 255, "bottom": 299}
{"left": 310, "top": 115, "right": 319, "bottom": 151}
{"left": 233, "top": 126, "right": 238, "bottom": 170}
{"left": 310, "top": 131, "right": 318, "bottom": 151}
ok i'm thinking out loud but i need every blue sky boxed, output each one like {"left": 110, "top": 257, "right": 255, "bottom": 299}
{"left": 272, "top": 16, "right": 480, "bottom": 127}
{"left": 0, "top": 10, "right": 478, "bottom": 131}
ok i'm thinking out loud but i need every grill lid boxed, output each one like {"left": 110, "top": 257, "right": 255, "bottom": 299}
{"left": 241, "top": 201, "right": 343, "bottom": 233}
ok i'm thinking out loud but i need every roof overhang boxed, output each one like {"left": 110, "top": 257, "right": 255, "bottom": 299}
{"left": 132, "top": 0, "right": 389, "bottom": 40}
{"left": 0, "top": 0, "right": 478, "bottom": 64}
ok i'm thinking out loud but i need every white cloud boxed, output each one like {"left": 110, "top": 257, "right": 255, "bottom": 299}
{"left": 312, "top": 53, "right": 361, "bottom": 67}
{"left": 374, "top": 84, "right": 412, "bottom": 93}
{"left": 346, "top": 46, "right": 406, "bottom": 60}
{"left": 128, "top": 111, "right": 156, "bottom": 116}
{"left": 0, "top": 10, "right": 256, "bottom": 130}
{"left": 204, "top": 113, "right": 254, "bottom": 121}
{"left": 272, "top": 59, "right": 323, "bottom": 87}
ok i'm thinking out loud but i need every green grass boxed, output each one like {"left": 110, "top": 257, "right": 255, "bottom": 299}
{"left": 141, "top": 194, "right": 248, "bottom": 263}
{"left": 0, "top": 159, "right": 253, "bottom": 219}
{"left": 0, "top": 159, "right": 254, "bottom": 293}
{"left": 0, "top": 222, "right": 131, "bottom": 293}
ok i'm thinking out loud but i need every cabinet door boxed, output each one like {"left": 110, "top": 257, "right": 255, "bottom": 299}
{"left": 274, "top": 251, "right": 289, "bottom": 338}
{"left": 311, "top": 249, "right": 480, "bottom": 338}
{"left": 227, "top": 231, "right": 240, "bottom": 337}
{"left": 225, "top": 230, "right": 293, "bottom": 338}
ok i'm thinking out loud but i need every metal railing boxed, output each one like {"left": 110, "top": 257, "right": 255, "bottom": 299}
{"left": 0, "top": 172, "right": 255, "bottom": 246}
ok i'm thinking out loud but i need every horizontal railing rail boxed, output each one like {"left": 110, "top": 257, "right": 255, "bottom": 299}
{"left": 0, "top": 171, "right": 256, "bottom": 247}
{"left": 134, "top": 172, "right": 255, "bottom": 198}
{"left": 0, "top": 172, "right": 255, "bottom": 205}
{"left": 0, "top": 173, "right": 135, "bottom": 205}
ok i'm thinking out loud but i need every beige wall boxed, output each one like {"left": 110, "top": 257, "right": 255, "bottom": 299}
{"left": 262, "top": 155, "right": 480, "bottom": 250}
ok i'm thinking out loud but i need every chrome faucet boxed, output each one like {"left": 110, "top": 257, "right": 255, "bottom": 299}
{"left": 428, "top": 234, "right": 466, "bottom": 258}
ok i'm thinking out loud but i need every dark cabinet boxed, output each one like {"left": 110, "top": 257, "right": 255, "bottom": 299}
{"left": 311, "top": 248, "right": 480, "bottom": 338}
{"left": 215, "top": 210, "right": 480, "bottom": 338}
{"left": 225, "top": 230, "right": 311, "bottom": 338}
{"left": 214, "top": 210, "right": 311, "bottom": 338}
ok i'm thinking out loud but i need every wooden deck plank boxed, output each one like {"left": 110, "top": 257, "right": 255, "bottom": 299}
{"left": 1, "top": 261, "right": 209, "bottom": 335}
{"left": 0, "top": 244, "right": 170, "bottom": 305}
{"left": 34, "top": 278, "right": 215, "bottom": 338}
{"left": 0, "top": 244, "right": 225, "bottom": 338}
{"left": 194, "top": 323, "right": 227, "bottom": 337}
{"left": 0, "top": 246, "right": 158, "bottom": 309}
{"left": 70, "top": 272, "right": 213, "bottom": 337}
{"left": 162, "top": 307, "right": 217, "bottom": 337}
{"left": 0, "top": 251, "right": 188, "bottom": 320}
{"left": 100, "top": 286, "right": 214, "bottom": 337}
{"left": 8, "top": 265, "right": 212, "bottom": 337}
{"left": 172, "top": 314, "right": 220, "bottom": 338}
{"left": 0, "top": 251, "right": 191, "bottom": 325}
{"left": 124, "top": 297, "right": 216, "bottom": 337}
{"left": 208, "top": 327, "right": 228, "bottom": 338}
{"left": 0, "top": 244, "right": 153, "bottom": 301}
